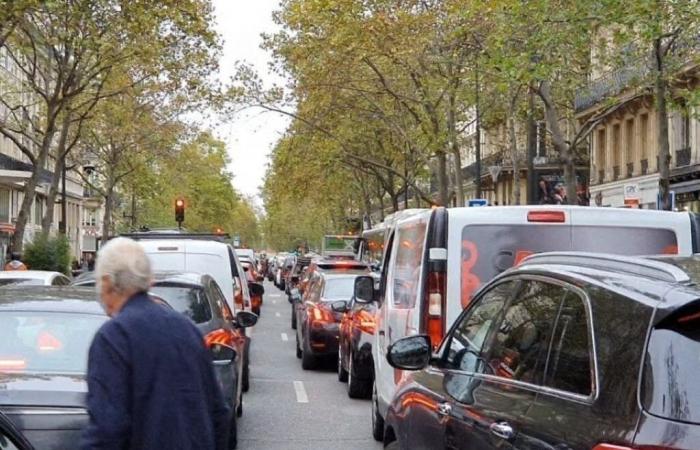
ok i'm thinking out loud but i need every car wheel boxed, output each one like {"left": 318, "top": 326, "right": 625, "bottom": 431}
{"left": 242, "top": 339, "right": 250, "bottom": 393}
{"left": 301, "top": 338, "right": 317, "bottom": 370}
{"left": 337, "top": 349, "right": 348, "bottom": 382}
{"left": 291, "top": 305, "right": 297, "bottom": 330}
{"left": 236, "top": 398, "right": 243, "bottom": 417}
{"left": 229, "top": 409, "right": 238, "bottom": 449}
{"left": 295, "top": 334, "right": 302, "bottom": 359}
{"left": 347, "top": 354, "right": 369, "bottom": 398}
{"left": 372, "top": 382, "right": 385, "bottom": 441}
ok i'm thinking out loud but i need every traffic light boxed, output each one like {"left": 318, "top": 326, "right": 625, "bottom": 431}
{"left": 175, "top": 198, "right": 185, "bottom": 227}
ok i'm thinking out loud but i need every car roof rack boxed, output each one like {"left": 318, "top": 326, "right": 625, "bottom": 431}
{"left": 120, "top": 232, "right": 231, "bottom": 242}
{"left": 519, "top": 252, "right": 690, "bottom": 284}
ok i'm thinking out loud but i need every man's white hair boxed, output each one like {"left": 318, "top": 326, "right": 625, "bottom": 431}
{"left": 96, "top": 237, "right": 152, "bottom": 294}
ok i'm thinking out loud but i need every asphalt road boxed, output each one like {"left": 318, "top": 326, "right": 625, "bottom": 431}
{"left": 237, "top": 281, "right": 383, "bottom": 450}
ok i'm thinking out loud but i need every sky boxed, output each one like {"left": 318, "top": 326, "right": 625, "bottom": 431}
{"left": 212, "top": 0, "right": 289, "bottom": 206}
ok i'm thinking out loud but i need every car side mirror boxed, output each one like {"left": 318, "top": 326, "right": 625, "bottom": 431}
{"left": 249, "top": 282, "right": 265, "bottom": 296}
{"left": 354, "top": 276, "right": 375, "bottom": 304}
{"left": 234, "top": 310, "right": 258, "bottom": 328}
{"left": 211, "top": 344, "right": 236, "bottom": 364}
{"left": 387, "top": 335, "right": 431, "bottom": 371}
{"left": 331, "top": 300, "right": 349, "bottom": 313}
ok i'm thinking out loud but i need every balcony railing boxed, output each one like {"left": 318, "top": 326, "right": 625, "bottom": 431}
{"left": 641, "top": 159, "right": 649, "bottom": 175}
{"left": 575, "top": 63, "right": 649, "bottom": 112}
{"left": 613, "top": 165, "right": 620, "bottom": 181}
{"left": 626, "top": 162, "right": 634, "bottom": 178}
{"left": 676, "top": 147, "right": 691, "bottom": 167}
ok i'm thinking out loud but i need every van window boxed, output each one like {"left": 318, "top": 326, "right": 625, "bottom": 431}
{"left": 461, "top": 224, "right": 678, "bottom": 306}
{"left": 643, "top": 314, "right": 700, "bottom": 424}
{"left": 391, "top": 219, "right": 428, "bottom": 308}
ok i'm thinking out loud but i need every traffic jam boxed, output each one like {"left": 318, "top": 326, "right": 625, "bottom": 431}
{"left": 2, "top": 205, "right": 700, "bottom": 450}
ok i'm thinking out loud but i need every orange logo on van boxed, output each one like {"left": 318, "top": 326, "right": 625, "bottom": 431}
{"left": 461, "top": 240, "right": 481, "bottom": 308}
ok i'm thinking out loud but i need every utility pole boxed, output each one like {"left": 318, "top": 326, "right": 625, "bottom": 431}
{"left": 526, "top": 88, "right": 537, "bottom": 204}
{"left": 475, "top": 58, "right": 482, "bottom": 199}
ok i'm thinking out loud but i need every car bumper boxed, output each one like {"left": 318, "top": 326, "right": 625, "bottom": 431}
{"left": 308, "top": 322, "right": 340, "bottom": 356}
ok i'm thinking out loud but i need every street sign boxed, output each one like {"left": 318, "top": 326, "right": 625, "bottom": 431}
{"left": 623, "top": 183, "right": 640, "bottom": 200}
{"left": 488, "top": 166, "right": 502, "bottom": 183}
{"left": 233, "top": 234, "right": 241, "bottom": 247}
{"left": 468, "top": 199, "right": 488, "bottom": 207}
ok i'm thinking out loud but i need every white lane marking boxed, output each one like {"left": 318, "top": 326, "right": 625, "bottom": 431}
{"left": 293, "top": 380, "right": 309, "bottom": 403}
{"left": 272, "top": 300, "right": 277, "bottom": 305}
{"left": 275, "top": 312, "right": 281, "bottom": 317}
{"left": 281, "top": 333, "right": 288, "bottom": 341}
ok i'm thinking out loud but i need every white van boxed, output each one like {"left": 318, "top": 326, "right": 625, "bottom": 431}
{"left": 138, "top": 239, "right": 252, "bottom": 313}
{"left": 366, "top": 205, "right": 700, "bottom": 441}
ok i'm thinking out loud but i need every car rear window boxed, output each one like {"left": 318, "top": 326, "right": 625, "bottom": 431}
{"left": 322, "top": 277, "right": 356, "bottom": 301}
{"left": 642, "top": 315, "right": 700, "bottom": 424}
{"left": 150, "top": 284, "right": 212, "bottom": 324}
{"left": 0, "top": 279, "right": 43, "bottom": 286}
{"left": 461, "top": 224, "right": 678, "bottom": 305}
{"left": 0, "top": 312, "right": 106, "bottom": 374}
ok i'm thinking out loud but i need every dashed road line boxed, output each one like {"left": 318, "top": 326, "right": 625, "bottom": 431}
{"left": 275, "top": 312, "right": 281, "bottom": 317}
{"left": 293, "top": 380, "right": 308, "bottom": 403}
{"left": 281, "top": 332, "right": 288, "bottom": 342}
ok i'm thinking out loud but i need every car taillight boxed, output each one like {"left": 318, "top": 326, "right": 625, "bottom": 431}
{"left": 0, "top": 359, "right": 26, "bottom": 372}
{"left": 424, "top": 271, "right": 446, "bottom": 349}
{"left": 310, "top": 304, "right": 333, "bottom": 324}
{"left": 204, "top": 329, "right": 235, "bottom": 349}
{"left": 354, "top": 310, "right": 376, "bottom": 334}
{"left": 527, "top": 210, "right": 566, "bottom": 223}
{"left": 37, "top": 331, "right": 63, "bottom": 351}
{"left": 593, "top": 445, "right": 681, "bottom": 450}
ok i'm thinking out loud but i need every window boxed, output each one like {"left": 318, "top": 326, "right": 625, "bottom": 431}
{"left": 0, "top": 188, "right": 9, "bottom": 223}
{"left": 596, "top": 128, "right": 606, "bottom": 173}
{"left": 486, "top": 280, "right": 563, "bottom": 385}
{"left": 322, "top": 276, "right": 356, "bottom": 301}
{"left": 640, "top": 113, "right": 649, "bottom": 161}
{"left": 0, "top": 429, "right": 21, "bottom": 450}
{"left": 444, "top": 281, "right": 518, "bottom": 373}
{"left": 33, "top": 196, "right": 42, "bottom": 225}
{"left": 51, "top": 276, "right": 70, "bottom": 286}
{"left": 625, "top": 119, "right": 634, "bottom": 174}
{"left": 391, "top": 219, "right": 428, "bottom": 308}
{"left": 612, "top": 123, "right": 621, "bottom": 170}
{"left": 149, "top": 284, "right": 212, "bottom": 324}
{"left": 544, "top": 291, "right": 593, "bottom": 396}
{"left": 209, "top": 281, "right": 232, "bottom": 321}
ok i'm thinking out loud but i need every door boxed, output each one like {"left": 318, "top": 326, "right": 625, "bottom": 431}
{"left": 443, "top": 279, "right": 566, "bottom": 449}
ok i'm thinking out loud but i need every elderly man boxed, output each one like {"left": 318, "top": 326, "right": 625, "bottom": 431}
{"left": 81, "top": 237, "right": 230, "bottom": 450}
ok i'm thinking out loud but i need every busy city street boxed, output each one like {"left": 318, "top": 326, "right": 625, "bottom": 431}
{"left": 237, "top": 282, "right": 382, "bottom": 450}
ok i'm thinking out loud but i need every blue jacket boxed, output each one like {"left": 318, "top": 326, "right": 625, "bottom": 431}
{"left": 81, "top": 293, "right": 230, "bottom": 450}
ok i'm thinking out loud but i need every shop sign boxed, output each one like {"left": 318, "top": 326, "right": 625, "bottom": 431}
{"left": 623, "top": 183, "right": 641, "bottom": 200}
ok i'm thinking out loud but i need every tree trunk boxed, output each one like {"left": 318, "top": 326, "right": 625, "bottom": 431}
{"left": 376, "top": 192, "right": 385, "bottom": 221}
{"left": 41, "top": 155, "right": 64, "bottom": 234}
{"left": 436, "top": 151, "right": 448, "bottom": 206}
{"left": 509, "top": 110, "right": 521, "bottom": 205}
{"left": 448, "top": 91, "right": 464, "bottom": 206}
{"left": 102, "top": 185, "right": 115, "bottom": 240}
{"left": 655, "top": 38, "right": 672, "bottom": 210}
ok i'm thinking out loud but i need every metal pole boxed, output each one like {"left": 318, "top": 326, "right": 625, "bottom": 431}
{"left": 59, "top": 162, "right": 67, "bottom": 234}
{"left": 526, "top": 88, "right": 537, "bottom": 204}
{"left": 475, "top": 58, "right": 482, "bottom": 199}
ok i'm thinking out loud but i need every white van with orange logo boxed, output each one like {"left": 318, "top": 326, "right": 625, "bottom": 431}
{"left": 368, "top": 205, "right": 700, "bottom": 441}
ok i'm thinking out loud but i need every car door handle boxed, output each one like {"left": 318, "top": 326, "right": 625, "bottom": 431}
{"left": 489, "top": 421, "right": 515, "bottom": 440}
{"left": 437, "top": 402, "right": 452, "bottom": 416}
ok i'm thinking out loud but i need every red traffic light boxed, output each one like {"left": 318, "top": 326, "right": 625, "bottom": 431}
{"left": 175, "top": 197, "right": 185, "bottom": 224}
{"left": 175, "top": 198, "right": 185, "bottom": 208}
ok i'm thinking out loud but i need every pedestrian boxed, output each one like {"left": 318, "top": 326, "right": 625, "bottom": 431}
{"left": 4, "top": 252, "right": 27, "bottom": 271}
{"left": 81, "top": 237, "right": 230, "bottom": 450}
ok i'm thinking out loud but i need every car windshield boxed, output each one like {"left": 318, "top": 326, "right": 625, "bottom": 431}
{"left": 150, "top": 284, "right": 212, "bottom": 324}
{"left": 322, "top": 277, "right": 356, "bottom": 301}
{"left": 0, "top": 312, "right": 106, "bottom": 374}
{"left": 0, "top": 279, "right": 43, "bottom": 286}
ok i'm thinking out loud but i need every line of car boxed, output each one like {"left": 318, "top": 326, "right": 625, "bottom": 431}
{"left": 0, "top": 232, "right": 267, "bottom": 450}
{"left": 272, "top": 206, "right": 700, "bottom": 450}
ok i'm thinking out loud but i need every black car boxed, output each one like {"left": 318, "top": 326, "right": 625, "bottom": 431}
{"left": 0, "top": 410, "right": 33, "bottom": 450}
{"left": 293, "top": 271, "right": 366, "bottom": 370}
{"left": 383, "top": 252, "right": 700, "bottom": 450}
{"left": 337, "top": 275, "right": 378, "bottom": 399}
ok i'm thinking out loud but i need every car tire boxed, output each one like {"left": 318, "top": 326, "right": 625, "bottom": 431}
{"left": 384, "top": 441, "right": 399, "bottom": 450}
{"left": 301, "top": 338, "right": 317, "bottom": 370}
{"left": 236, "top": 398, "right": 243, "bottom": 417}
{"left": 242, "top": 339, "right": 251, "bottom": 393}
{"left": 372, "top": 382, "right": 385, "bottom": 441}
{"left": 347, "top": 355, "right": 369, "bottom": 398}
{"left": 291, "top": 305, "right": 297, "bottom": 330}
{"left": 229, "top": 409, "right": 238, "bottom": 449}
{"left": 295, "top": 334, "right": 302, "bottom": 359}
{"left": 337, "top": 350, "right": 348, "bottom": 382}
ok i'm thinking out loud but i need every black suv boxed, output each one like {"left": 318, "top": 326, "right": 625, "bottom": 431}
{"left": 383, "top": 252, "right": 700, "bottom": 450}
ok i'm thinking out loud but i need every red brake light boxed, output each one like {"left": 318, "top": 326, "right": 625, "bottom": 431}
{"left": 204, "top": 329, "right": 235, "bottom": 349}
{"left": 0, "top": 359, "right": 26, "bottom": 372}
{"left": 354, "top": 310, "right": 376, "bottom": 334}
{"left": 593, "top": 445, "right": 680, "bottom": 450}
{"left": 424, "top": 271, "right": 446, "bottom": 349}
{"left": 527, "top": 210, "right": 566, "bottom": 223}
{"left": 310, "top": 304, "right": 333, "bottom": 324}
{"left": 37, "top": 331, "right": 63, "bottom": 351}
{"left": 593, "top": 446, "right": 633, "bottom": 450}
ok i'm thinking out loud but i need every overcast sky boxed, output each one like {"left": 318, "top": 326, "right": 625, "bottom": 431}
{"left": 212, "top": 0, "right": 289, "bottom": 205}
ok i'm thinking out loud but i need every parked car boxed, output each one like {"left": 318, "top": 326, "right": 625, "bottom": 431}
{"left": 0, "top": 271, "right": 71, "bottom": 286}
{"left": 240, "top": 261, "right": 264, "bottom": 316}
{"left": 285, "top": 255, "right": 313, "bottom": 297}
{"left": 276, "top": 254, "right": 295, "bottom": 290}
{"left": 365, "top": 205, "right": 700, "bottom": 441}
{"left": 336, "top": 275, "right": 379, "bottom": 398}
{"left": 148, "top": 272, "right": 257, "bottom": 447}
{"left": 383, "top": 252, "right": 700, "bottom": 450}
{"left": 293, "top": 271, "right": 368, "bottom": 370}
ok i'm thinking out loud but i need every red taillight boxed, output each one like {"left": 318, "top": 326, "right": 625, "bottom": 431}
{"left": 593, "top": 445, "right": 679, "bottom": 450}
{"left": 204, "top": 329, "right": 235, "bottom": 349}
{"left": 354, "top": 310, "right": 376, "bottom": 334}
{"left": 37, "top": 331, "right": 63, "bottom": 351}
{"left": 424, "top": 271, "right": 446, "bottom": 349}
{"left": 310, "top": 304, "right": 333, "bottom": 324}
{"left": 527, "top": 210, "right": 566, "bottom": 223}
{"left": 0, "top": 359, "right": 26, "bottom": 372}
{"left": 593, "top": 446, "right": 633, "bottom": 450}
{"left": 514, "top": 250, "right": 534, "bottom": 266}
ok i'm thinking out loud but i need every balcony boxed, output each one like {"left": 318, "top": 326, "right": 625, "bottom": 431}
{"left": 641, "top": 159, "right": 649, "bottom": 175}
{"left": 627, "top": 162, "right": 634, "bottom": 178}
{"left": 575, "top": 63, "right": 648, "bottom": 112}
{"left": 613, "top": 165, "right": 620, "bottom": 181}
{"left": 676, "top": 147, "right": 691, "bottom": 167}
